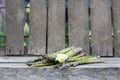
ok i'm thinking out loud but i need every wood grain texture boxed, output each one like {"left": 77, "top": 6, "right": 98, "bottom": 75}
{"left": 28, "top": 0, "right": 47, "bottom": 55}
{"left": 0, "top": 47, "right": 5, "bottom": 56}
{"left": 68, "top": 0, "right": 89, "bottom": 54}
{"left": 0, "top": 57, "right": 119, "bottom": 64}
{"left": 0, "top": 58, "right": 120, "bottom": 80}
{"left": 91, "top": 0, "right": 113, "bottom": 56}
{"left": 6, "top": 0, "right": 25, "bottom": 55}
{"left": 0, "top": 9, "right": 5, "bottom": 55}
{"left": 0, "top": 0, "right": 5, "bottom": 7}
{"left": 47, "top": 0, "right": 65, "bottom": 54}
{"left": 0, "top": 9, "right": 5, "bottom": 34}
{"left": 113, "top": 0, "right": 120, "bottom": 57}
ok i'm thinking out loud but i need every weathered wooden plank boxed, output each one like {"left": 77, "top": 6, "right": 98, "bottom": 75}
{"left": 47, "top": 0, "right": 65, "bottom": 54}
{"left": 113, "top": 0, "right": 120, "bottom": 57}
{"left": 0, "top": 57, "right": 37, "bottom": 63}
{"left": 0, "top": 62, "right": 119, "bottom": 68}
{"left": 0, "top": 0, "right": 5, "bottom": 7}
{"left": 6, "top": 0, "right": 25, "bottom": 55}
{"left": 28, "top": 0, "right": 47, "bottom": 55}
{"left": 0, "top": 9, "right": 5, "bottom": 34}
{"left": 0, "top": 57, "right": 120, "bottom": 63}
{"left": 0, "top": 9, "right": 6, "bottom": 55}
{"left": 68, "top": 0, "right": 89, "bottom": 54}
{"left": 91, "top": 0, "right": 113, "bottom": 56}
{"left": 0, "top": 68, "right": 119, "bottom": 80}
{"left": 0, "top": 58, "right": 120, "bottom": 80}
{"left": 0, "top": 47, "right": 5, "bottom": 56}
{"left": 0, "top": 63, "right": 28, "bottom": 68}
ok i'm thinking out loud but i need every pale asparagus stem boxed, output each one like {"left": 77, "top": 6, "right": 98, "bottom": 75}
{"left": 79, "top": 53, "right": 86, "bottom": 56}
{"left": 71, "top": 53, "right": 86, "bottom": 59}
{"left": 73, "top": 47, "right": 83, "bottom": 55}
{"left": 65, "top": 47, "right": 83, "bottom": 57}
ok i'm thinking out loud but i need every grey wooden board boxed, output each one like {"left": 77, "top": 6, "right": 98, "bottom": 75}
{"left": 0, "top": 57, "right": 119, "bottom": 67}
{"left": 0, "top": 47, "right": 5, "bottom": 56}
{"left": 28, "top": 0, "right": 47, "bottom": 55}
{"left": 0, "top": 9, "right": 4, "bottom": 25}
{"left": 0, "top": 62, "right": 120, "bottom": 68}
{"left": 113, "top": 0, "right": 120, "bottom": 57}
{"left": 0, "top": 57, "right": 120, "bottom": 80}
{"left": 0, "top": 50, "right": 5, "bottom": 56}
{"left": 68, "top": 0, "right": 89, "bottom": 54}
{"left": 0, "top": 68, "right": 119, "bottom": 80}
{"left": 0, "top": 9, "right": 5, "bottom": 22}
{"left": 90, "top": 0, "right": 113, "bottom": 56}
{"left": 0, "top": 9, "right": 5, "bottom": 34}
{"left": 0, "top": 67, "right": 120, "bottom": 80}
{"left": 6, "top": 0, "right": 25, "bottom": 55}
{"left": 0, "top": 0, "right": 5, "bottom": 7}
{"left": 0, "top": 57, "right": 37, "bottom": 63}
{"left": 47, "top": 0, "right": 65, "bottom": 54}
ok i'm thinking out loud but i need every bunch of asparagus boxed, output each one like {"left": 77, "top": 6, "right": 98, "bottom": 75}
{"left": 26, "top": 47, "right": 102, "bottom": 69}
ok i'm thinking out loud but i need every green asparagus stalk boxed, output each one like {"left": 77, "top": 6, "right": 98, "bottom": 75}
{"left": 60, "top": 56, "right": 102, "bottom": 69}
{"left": 55, "top": 47, "right": 83, "bottom": 63}
{"left": 67, "top": 55, "right": 93, "bottom": 62}
{"left": 64, "top": 47, "right": 83, "bottom": 57}
{"left": 48, "top": 47, "right": 75, "bottom": 59}
{"left": 43, "top": 47, "right": 82, "bottom": 61}
{"left": 68, "top": 53, "right": 86, "bottom": 59}
{"left": 31, "top": 62, "right": 56, "bottom": 67}
{"left": 30, "top": 59, "right": 58, "bottom": 67}
{"left": 26, "top": 57, "right": 44, "bottom": 66}
{"left": 26, "top": 47, "right": 74, "bottom": 66}
{"left": 27, "top": 46, "right": 102, "bottom": 69}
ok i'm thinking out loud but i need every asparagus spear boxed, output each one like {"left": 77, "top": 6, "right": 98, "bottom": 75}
{"left": 60, "top": 56, "right": 102, "bottom": 69}
{"left": 41, "top": 47, "right": 82, "bottom": 62}
{"left": 48, "top": 47, "right": 75, "bottom": 59}
{"left": 26, "top": 47, "right": 74, "bottom": 66}
{"left": 65, "top": 47, "right": 83, "bottom": 57}
{"left": 31, "top": 62, "right": 56, "bottom": 67}
{"left": 26, "top": 57, "right": 44, "bottom": 66}
{"left": 27, "top": 46, "right": 102, "bottom": 69}
{"left": 55, "top": 47, "right": 83, "bottom": 63}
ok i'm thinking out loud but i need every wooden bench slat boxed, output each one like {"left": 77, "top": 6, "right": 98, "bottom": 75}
{"left": 0, "top": 9, "right": 5, "bottom": 55}
{"left": 0, "top": 57, "right": 119, "bottom": 68}
{"left": 0, "top": 57, "right": 120, "bottom": 63}
{"left": 28, "top": 0, "right": 47, "bottom": 55}
{"left": 0, "top": 9, "right": 5, "bottom": 26}
{"left": 68, "top": 0, "right": 89, "bottom": 54}
{"left": 47, "top": 0, "right": 65, "bottom": 54}
{"left": 0, "top": 57, "right": 37, "bottom": 63}
{"left": 113, "top": 0, "right": 120, "bottom": 57}
{"left": 91, "top": 0, "right": 113, "bottom": 56}
{"left": 6, "top": 0, "right": 25, "bottom": 55}
{"left": 0, "top": 62, "right": 120, "bottom": 80}
{"left": 0, "top": 0, "right": 5, "bottom": 7}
